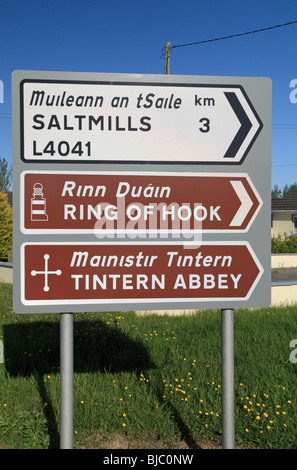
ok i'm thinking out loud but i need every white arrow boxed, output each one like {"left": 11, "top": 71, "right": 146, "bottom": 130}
{"left": 229, "top": 180, "right": 253, "bottom": 227}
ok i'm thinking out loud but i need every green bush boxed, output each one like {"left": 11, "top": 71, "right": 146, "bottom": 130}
{"left": 271, "top": 233, "right": 297, "bottom": 253}
{"left": 0, "top": 192, "right": 12, "bottom": 260}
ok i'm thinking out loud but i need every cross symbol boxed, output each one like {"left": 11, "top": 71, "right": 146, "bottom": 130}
{"left": 31, "top": 254, "right": 62, "bottom": 292}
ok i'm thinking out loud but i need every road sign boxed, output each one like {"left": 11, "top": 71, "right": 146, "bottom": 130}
{"left": 12, "top": 71, "right": 272, "bottom": 313}
{"left": 21, "top": 171, "right": 262, "bottom": 234}
{"left": 20, "top": 241, "right": 263, "bottom": 309}
{"left": 20, "top": 79, "right": 262, "bottom": 164}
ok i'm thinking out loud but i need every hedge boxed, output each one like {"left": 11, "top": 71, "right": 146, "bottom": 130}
{"left": 271, "top": 233, "right": 297, "bottom": 253}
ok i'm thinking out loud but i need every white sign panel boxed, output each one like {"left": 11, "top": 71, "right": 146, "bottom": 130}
{"left": 20, "top": 80, "right": 262, "bottom": 164}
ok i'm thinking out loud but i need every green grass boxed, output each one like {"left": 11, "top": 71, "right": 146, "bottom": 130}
{"left": 0, "top": 281, "right": 296, "bottom": 449}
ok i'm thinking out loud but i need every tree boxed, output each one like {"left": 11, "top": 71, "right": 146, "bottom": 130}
{"left": 271, "top": 184, "right": 282, "bottom": 199}
{"left": 283, "top": 182, "right": 297, "bottom": 198}
{"left": 0, "top": 191, "right": 12, "bottom": 260}
{"left": 271, "top": 182, "right": 297, "bottom": 199}
{"left": 0, "top": 157, "right": 12, "bottom": 192}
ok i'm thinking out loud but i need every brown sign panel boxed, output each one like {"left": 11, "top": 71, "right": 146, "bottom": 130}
{"left": 21, "top": 242, "right": 263, "bottom": 307}
{"left": 21, "top": 171, "right": 262, "bottom": 234}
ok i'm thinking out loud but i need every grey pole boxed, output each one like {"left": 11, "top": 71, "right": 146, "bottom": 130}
{"left": 60, "top": 313, "right": 73, "bottom": 449}
{"left": 221, "top": 308, "right": 235, "bottom": 449}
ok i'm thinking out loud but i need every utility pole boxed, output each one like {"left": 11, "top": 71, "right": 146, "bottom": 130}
{"left": 164, "top": 42, "right": 171, "bottom": 75}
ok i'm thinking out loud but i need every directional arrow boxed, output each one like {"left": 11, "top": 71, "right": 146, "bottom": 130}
{"left": 21, "top": 241, "right": 263, "bottom": 307}
{"left": 229, "top": 180, "right": 254, "bottom": 227}
{"left": 21, "top": 79, "right": 263, "bottom": 164}
{"left": 22, "top": 171, "right": 262, "bottom": 234}
{"left": 223, "top": 92, "right": 253, "bottom": 159}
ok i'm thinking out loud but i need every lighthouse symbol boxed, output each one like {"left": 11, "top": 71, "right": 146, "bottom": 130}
{"left": 31, "top": 183, "right": 48, "bottom": 221}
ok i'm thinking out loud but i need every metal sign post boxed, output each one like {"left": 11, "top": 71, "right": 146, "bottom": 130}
{"left": 221, "top": 308, "right": 235, "bottom": 449}
{"left": 60, "top": 313, "right": 73, "bottom": 449}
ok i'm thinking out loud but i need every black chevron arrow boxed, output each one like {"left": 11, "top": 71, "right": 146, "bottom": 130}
{"left": 223, "top": 91, "right": 252, "bottom": 158}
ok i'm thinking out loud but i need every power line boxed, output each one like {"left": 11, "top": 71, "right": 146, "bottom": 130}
{"left": 272, "top": 162, "right": 297, "bottom": 167}
{"left": 162, "top": 20, "right": 297, "bottom": 56}
{"left": 273, "top": 125, "right": 297, "bottom": 129}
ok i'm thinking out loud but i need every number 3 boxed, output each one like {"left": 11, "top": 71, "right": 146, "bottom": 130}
{"left": 199, "top": 118, "right": 210, "bottom": 133}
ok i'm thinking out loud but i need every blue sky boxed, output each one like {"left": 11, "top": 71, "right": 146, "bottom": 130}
{"left": 1, "top": 0, "right": 297, "bottom": 191}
